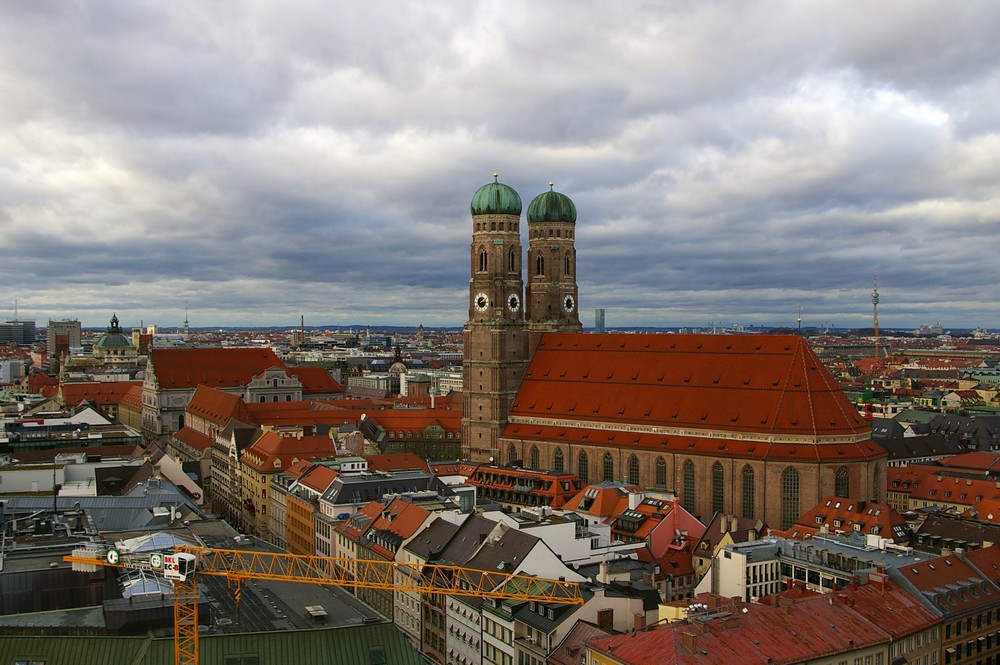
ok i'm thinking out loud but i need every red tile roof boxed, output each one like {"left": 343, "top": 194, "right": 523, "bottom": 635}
{"left": 895, "top": 551, "right": 1000, "bottom": 616}
{"left": 364, "top": 497, "right": 432, "bottom": 560}
{"left": 241, "top": 431, "right": 338, "bottom": 472}
{"left": 298, "top": 464, "right": 339, "bottom": 493}
{"left": 506, "top": 334, "right": 881, "bottom": 463}
{"left": 172, "top": 426, "right": 214, "bottom": 453}
{"left": 58, "top": 381, "right": 142, "bottom": 406}
{"left": 775, "top": 496, "right": 908, "bottom": 542}
{"left": 365, "top": 452, "right": 430, "bottom": 473}
{"left": 286, "top": 366, "right": 342, "bottom": 395}
{"left": 150, "top": 347, "right": 284, "bottom": 390}
{"left": 186, "top": 386, "right": 252, "bottom": 426}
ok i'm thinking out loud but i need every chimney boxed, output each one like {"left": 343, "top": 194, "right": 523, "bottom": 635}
{"left": 628, "top": 491, "right": 643, "bottom": 510}
{"left": 597, "top": 608, "right": 614, "bottom": 633}
{"left": 634, "top": 613, "right": 646, "bottom": 632}
{"left": 682, "top": 631, "right": 698, "bottom": 653}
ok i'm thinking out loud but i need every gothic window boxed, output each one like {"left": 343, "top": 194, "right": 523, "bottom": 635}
{"left": 536, "top": 255, "right": 545, "bottom": 277}
{"left": 564, "top": 252, "right": 572, "bottom": 276}
{"left": 578, "top": 451, "right": 589, "bottom": 483}
{"left": 741, "top": 465, "right": 755, "bottom": 519}
{"left": 782, "top": 467, "right": 800, "bottom": 530}
{"left": 529, "top": 446, "right": 539, "bottom": 470}
{"left": 508, "top": 445, "right": 517, "bottom": 465}
{"left": 682, "top": 460, "right": 695, "bottom": 513}
{"left": 508, "top": 248, "right": 516, "bottom": 273}
{"left": 478, "top": 247, "right": 488, "bottom": 272}
{"left": 655, "top": 457, "right": 667, "bottom": 488}
{"left": 712, "top": 462, "right": 724, "bottom": 515}
{"left": 627, "top": 455, "right": 640, "bottom": 486}
{"left": 553, "top": 448, "right": 564, "bottom": 473}
{"left": 602, "top": 452, "right": 614, "bottom": 482}
{"left": 835, "top": 467, "right": 850, "bottom": 498}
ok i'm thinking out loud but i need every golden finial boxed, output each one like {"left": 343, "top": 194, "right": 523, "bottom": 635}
{"left": 549, "top": 181, "right": 555, "bottom": 190}
{"left": 493, "top": 172, "right": 500, "bottom": 181}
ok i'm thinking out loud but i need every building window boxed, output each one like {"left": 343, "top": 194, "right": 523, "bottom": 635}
{"left": 782, "top": 467, "right": 800, "bottom": 530}
{"left": 712, "top": 462, "right": 724, "bottom": 515}
{"left": 602, "top": 452, "right": 614, "bottom": 482}
{"left": 683, "top": 460, "right": 695, "bottom": 513}
{"left": 578, "top": 452, "right": 589, "bottom": 483}
{"left": 835, "top": 467, "right": 850, "bottom": 498}
{"left": 508, "top": 248, "right": 516, "bottom": 273}
{"left": 564, "top": 251, "right": 572, "bottom": 276}
{"left": 508, "top": 445, "right": 517, "bottom": 465}
{"left": 536, "top": 254, "right": 545, "bottom": 277}
{"left": 742, "top": 465, "right": 755, "bottom": 519}
{"left": 627, "top": 455, "right": 640, "bottom": 486}
{"left": 553, "top": 448, "right": 564, "bottom": 473}
{"left": 478, "top": 247, "right": 488, "bottom": 272}
{"left": 655, "top": 457, "right": 667, "bottom": 488}
{"left": 529, "top": 446, "right": 539, "bottom": 470}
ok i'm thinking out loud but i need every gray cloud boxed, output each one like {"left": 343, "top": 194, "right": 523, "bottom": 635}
{"left": 1, "top": 1, "right": 998, "bottom": 330}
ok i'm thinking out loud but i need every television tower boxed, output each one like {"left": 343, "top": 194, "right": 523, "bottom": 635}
{"left": 871, "top": 274, "right": 880, "bottom": 364}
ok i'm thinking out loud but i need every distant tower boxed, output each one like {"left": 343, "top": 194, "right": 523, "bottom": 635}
{"left": 525, "top": 182, "right": 582, "bottom": 352}
{"left": 183, "top": 303, "right": 190, "bottom": 336}
{"left": 595, "top": 308, "right": 606, "bottom": 334}
{"left": 871, "top": 274, "right": 880, "bottom": 363}
{"left": 797, "top": 306, "right": 802, "bottom": 334}
{"left": 462, "top": 173, "right": 529, "bottom": 462}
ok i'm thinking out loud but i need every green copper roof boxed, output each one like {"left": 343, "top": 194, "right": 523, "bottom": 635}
{"left": 471, "top": 174, "right": 522, "bottom": 216}
{"left": 95, "top": 313, "right": 134, "bottom": 349}
{"left": 527, "top": 185, "right": 576, "bottom": 224}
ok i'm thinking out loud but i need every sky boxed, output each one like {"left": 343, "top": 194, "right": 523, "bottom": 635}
{"left": 2, "top": 2, "right": 999, "bottom": 331}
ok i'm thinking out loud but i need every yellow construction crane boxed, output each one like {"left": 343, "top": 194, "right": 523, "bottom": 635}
{"left": 65, "top": 544, "right": 584, "bottom": 665}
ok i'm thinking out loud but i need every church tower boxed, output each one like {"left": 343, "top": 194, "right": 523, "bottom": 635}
{"left": 462, "top": 174, "right": 530, "bottom": 463}
{"left": 526, "top": 183, "right": 582, "bottom": 351}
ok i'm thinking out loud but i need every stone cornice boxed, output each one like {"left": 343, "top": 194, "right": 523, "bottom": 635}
{"left": 507, "top": 414, "right": 871, "bottom": 445}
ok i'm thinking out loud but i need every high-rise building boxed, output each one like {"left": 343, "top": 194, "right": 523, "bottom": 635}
{"left": 46, "top": 318, "right": 81, "bottom": 372}
{"left": 595, "top": 308, "right": 606, "bottom": 333}
{"left": 0, "top": 319, "right": 35, "bottom": 345}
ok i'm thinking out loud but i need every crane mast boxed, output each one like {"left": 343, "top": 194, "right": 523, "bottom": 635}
{"left": 65, "top": 544, "right": 584, "bottom": 665}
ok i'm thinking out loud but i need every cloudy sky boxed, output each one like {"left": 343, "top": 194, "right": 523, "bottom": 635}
{"left": 2, "top": 2, "right": 998, "bottom": 331}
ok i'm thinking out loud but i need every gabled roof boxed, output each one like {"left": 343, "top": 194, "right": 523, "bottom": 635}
{"left": 286, "top": 366, "right": 343, "bottom": 394}
{"left": 776, "top": 496, "right": 908, "bottom": 542}
{"left": 506, "top": 334, "right": 883, "bottom": 462}
{"left": 513, "top": 333, "right": 867, "bottom": 437}
{"left": 240, "top": 432, "right": 337, "bottom": 472}
{"left": 894, "top": 551, "right": 1000, "bottom": 617}
{"left": 149, "top": 348, "right": 285, "bottom": 390}
{"left": 186, "top": 386, "right": 251, "bottom": 426}
{"left": 562, "top": 481, "right": 642, "bottom": 518}
{"left": 58, "top": 381, "right": 142, "bottom": 406}
{"left": 365, "top": 452, "right": 430, "bottom": 473}
{"left": 172, "top": 427, "right": 213, "bottom": 453}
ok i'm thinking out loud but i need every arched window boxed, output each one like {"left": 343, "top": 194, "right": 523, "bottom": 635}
{"left": 712, "top": 462, "right": 724, "bottom": 515}
{"left": 556, "top": 229, "right": 561, "bottom": 238}
{"left": 682, "top": 461, "right": 695, "bottom": 513}
{"left": 529, "top": 446, "right": 539, "bottom": 470}
{"left": 564, "top": 252, "right": 572, "bottom": 276}
{"left": 782, "top": 467, "right": 800, "bottom": 530}
{"left": 627, "top": 455, "right": 640, "bottom": 486}
{"left": 578, "top": 452, "right": 589, "bottom": 483}
{"left": 508, "top": 248, "right": 516, "bottom": 273}
{"left": 536, "top": 254, "right": 545, "bottom": 277}
{"left": 508, "top": 445, "right": 517, "bottom": 465}
{"left": 478, "top": 248, "right": 488, "bottom": 272}
{"left": 602, "top": 452, "right": 614, "bottom": 482}
{"left": 553, "top": 448, "right": 564, "bottom": 473}
{"left": 655, "top": 457, "right": 667, "bottom": 488}
{"left": 741, "top": 465, "right": 755, "bottom": 519}
{"left": 490, "top": 221, "right": 496, "bottom": 231}
{"left": 835, "top": 467, "right": 850, "bottom": 498}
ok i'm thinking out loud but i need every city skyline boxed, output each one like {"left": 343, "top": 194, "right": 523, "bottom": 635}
{"left": 3, "top": 3, "right": 999, "bottom": 330}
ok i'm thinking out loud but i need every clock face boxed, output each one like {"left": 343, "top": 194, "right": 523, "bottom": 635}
{"left": 475, "top": 293, "right": 489, "bottom": 312}
{"left": 507, "top": 293, "right": 521, "bottom": 312}
{"left": 564, "top": 295, "right": 575, "bottom": 312}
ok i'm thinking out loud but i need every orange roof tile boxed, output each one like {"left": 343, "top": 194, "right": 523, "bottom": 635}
{"left": 186, "top": 386, "right": 252, "bottom": 425}
{"left": 365, "top": 452, "right": 430, "bottom": 473}
{"left": 58, "top": 381, "right": 142, "bottom": 406}
{"left": 241, "top": 431, "right": 337, "bottom": 472}
{"left": 150, "top": 347, "right": 284, "bottom": 390}
{"left": 173, "top": 426, "right": 214, "bottom": 452}
{"left": 286, "top": 366, "right": 342, "bottom": 394}
{"left": 506, "top": 333, "right": 883, "bottom": 463}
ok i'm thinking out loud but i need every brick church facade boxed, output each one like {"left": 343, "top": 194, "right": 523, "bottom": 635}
{"left": 461, "top": 175, "right": 887, "bottom": 529}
